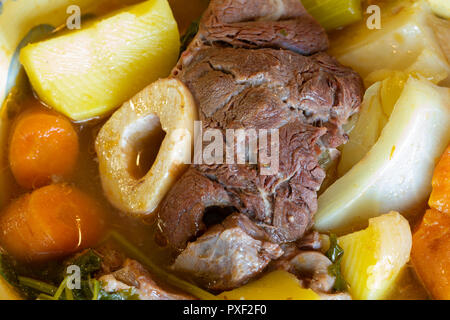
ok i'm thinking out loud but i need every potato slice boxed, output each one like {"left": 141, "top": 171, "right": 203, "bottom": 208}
{"left": 315, "top": 77, "right": 450, "bottom": 233}
{"left": 20, "top": 0, "right": 180, "bottom": 121}
{"left": 329, "top": 0, "right": 450, "bottom": 84}
{"left": 338, "top": 212, "right": 412, "bottom": 300}
{"left": 217, "top": 270, "right": 320, "bottom": 300}
{"left": 95, "top": 78, "right": 197, "bottom": 216}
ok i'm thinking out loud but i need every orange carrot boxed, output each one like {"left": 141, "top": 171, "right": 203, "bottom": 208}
{"left": 9, "top": 104, "right": 79, "bottom": 189}
{"left": 0, "top": 184, "right": 105, "bottom": 262}
{"left": 429, "top": 145, "right": 450, "bottom": 214}
{"left": 411, "top": 209, "right": 450, "bottom": 300}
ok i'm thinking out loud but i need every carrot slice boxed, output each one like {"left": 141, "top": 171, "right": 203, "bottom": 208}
{"left": 429, "top": 145, "right": 450, "bottom": 214}
{"left": 0, "top": 184, "right": 104, "bottom": 262}
{"left": 411, "top": 209, "right": 450, "bottom": 300}
{"left": 9, "top": 104, "right": 79, "bottom": 189}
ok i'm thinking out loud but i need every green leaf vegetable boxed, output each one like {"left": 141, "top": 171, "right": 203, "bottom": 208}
{"left": 107, "top": 231, "right": 217, "bottom": 300}
{"left": 0, "top": 249, "right": 135, "bottom": 300}
{"left": 179, "top": 0, "right": 213, "bottom": 53}
{"left": 1, "top": 231, "right": 216, "bottom": 300}
{"left": 325, "top": 234, "right": 349, "bottom": 292}
{"left": 180, "top": 19, "right": 200, "bottom": 54}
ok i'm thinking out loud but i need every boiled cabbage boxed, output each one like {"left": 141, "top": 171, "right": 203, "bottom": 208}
{"left": 330, "top": 0, "right": 450, "bottom": 85}
{"left": 315, "top": 77, "right": 450, "bottom": 233}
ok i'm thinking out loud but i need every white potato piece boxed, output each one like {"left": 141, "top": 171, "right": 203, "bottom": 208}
{"left": 315, "top": 77, "right": 450, "bottom": 233}
{"left": 330, "top": 0, "right": 450, "bottom": 85}
{"left": 95, "top": 78, "right": 198, "bottom": 216}
{"left": 338, "top": 212, "right": 412, "bottom": 300}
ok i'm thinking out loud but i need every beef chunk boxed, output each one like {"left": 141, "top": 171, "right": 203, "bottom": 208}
{"left": 172, "top": 213, "right": 283, "bottom": 291}
{"left": 178, "top": 48, "right": 363, "bottom": 133}
{"left": 158, "top": 54, "right": 361, "bottom": 245}
{"left": 99, "top": 259, "right": 195, "bottom": 300}
{"left": 156, "top": 168, "right": 233, "bottom": 251}
{"left": 296, "top": 231, "right": 322, "bottom": 250}
{"left": 156, "top": 0, "right": 364, "bottom": 291}
{"left": 158, "top": 121, "right": 327, "bottom": 248}
{"left": 94, "top": 244, "right": 127, "bottom": 275}
{"left": 174, "top": 0, "right": 329, "bottom": 75}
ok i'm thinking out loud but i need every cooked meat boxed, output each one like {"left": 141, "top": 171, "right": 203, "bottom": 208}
{"left": 159, "top": 48, "right": 363, "bottom": 249}
{"left": 159, "top": 122, "right": 327, "bottom": 251}
{"left": 94, "top": 244, "right": 127, "bottom": 275}
{"left": 174, "top": 0, "right": 329, "bottom": 75}
{"left": 289, "top": 251, "right": 335, "bottom": 293}
{"left": 297, "top": 231, "right": 322, "bottom": 250}
{"left": 178, "top": 48, "right": 362, "bottom": 134}
{"left": 172, "top": 213, "right": 283, "bottom": 291}
{"left": 156, "top": 0, "right": 364, "bottom": 290}
{"left": 99, "top": 259, "right": 195, "bottom": 300}
{"left": 318, "top": 292, "right": 352, "bottom": 300}
{"left": 269, "top": 240, "right": 352, "bottom": 299}
{"left": 271, "top": 249, "right": 337, "bottom": 293}
{"left": 156, "top": 168, "right": 233, "bottom": 250}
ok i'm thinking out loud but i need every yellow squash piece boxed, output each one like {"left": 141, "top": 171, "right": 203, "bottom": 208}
{"left": 20, "top": 0, "right": 180, "bottom": 121}
{"left": 339, "top": 212, "right": 412, "bottom": 300}
{"left": 316, "top": 77, "right": 450, "bottom": 233}
{"left": 217, "top": 271, "right": 320, "bottom": 300}
{"left": 330, "top": 0, "right": 450, "bottom": 85}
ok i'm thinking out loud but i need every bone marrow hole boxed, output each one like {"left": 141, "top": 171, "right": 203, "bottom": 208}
{"left": 124, "top": 114, "right": 166, "bottom": 180}
{"left": 202, "top": 206, "right": 237, "bottom": 228}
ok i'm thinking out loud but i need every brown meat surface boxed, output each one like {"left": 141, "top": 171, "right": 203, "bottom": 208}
{"left": 156, "top": 169, "right": 232, "bottom": 249}
{"left": 99, "top": 258, "right": 195, "bottom": 300}
{"left": 172, "top": 213, "right": 283, "bottom": 291}
{"left": 174, "top": 0, "right": 329, "bottom": 73}
{"left": 159, "top": 48, "right": 363, "bottom": 250}
{"left": 156, "top": 0, "right": 364, "bottom": 291}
